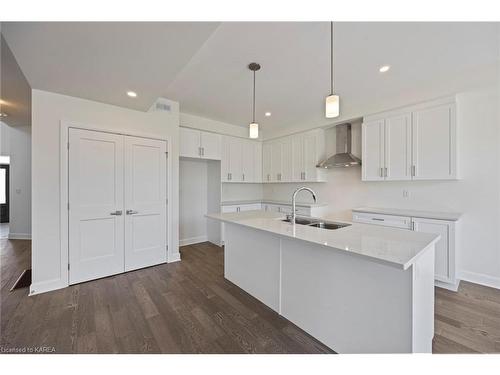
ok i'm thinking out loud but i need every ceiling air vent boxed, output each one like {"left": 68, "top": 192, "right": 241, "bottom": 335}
{"left": 155, "top": 102, "right": 171, "bottom": 112}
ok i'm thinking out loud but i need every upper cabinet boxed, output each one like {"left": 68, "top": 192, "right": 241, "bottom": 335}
{"left": 180, "top": 127, "right": 222, "bottom": 160}
{"left": 263, "top": 129, "right": 326, "bottom": 183}
{"left": 362, "top": 97, "right": 457, "bottom": 181}
{"left": 221, "top": 135, "right": 261, "bottom": 183}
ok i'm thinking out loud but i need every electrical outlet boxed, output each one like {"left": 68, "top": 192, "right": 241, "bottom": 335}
{"left": 403, "top": 189, "right": 410, "bottom": 198}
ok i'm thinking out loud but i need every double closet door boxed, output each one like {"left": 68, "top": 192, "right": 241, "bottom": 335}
{"left": 68, "top": 128, "right": 167, "bottom": 285}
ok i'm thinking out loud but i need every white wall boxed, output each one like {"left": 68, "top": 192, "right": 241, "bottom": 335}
{"left": 264, "top": 85, "right": 500, "bottom": 289}
{"left": 0, "top": 122, "right": 32, "bottom": 239}
{"left": 180, "top": 112, "right": 251, "bottom": 138}
{"left": 31, "top": 89, "right": 180, "bottom": 295}
{"left": 8, "top": 125, "right": 31, "bottom": 239}
{"left": 179, "top": 158, "right": 208, "bottom": 246}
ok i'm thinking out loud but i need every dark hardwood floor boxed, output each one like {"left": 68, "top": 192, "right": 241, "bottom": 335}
{"left": 1, "top": 239, "right": 499, "bottom": 353}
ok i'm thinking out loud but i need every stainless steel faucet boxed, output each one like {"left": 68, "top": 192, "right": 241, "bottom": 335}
{"left": 290, "top": 187, "right": 317, "bottom": 224}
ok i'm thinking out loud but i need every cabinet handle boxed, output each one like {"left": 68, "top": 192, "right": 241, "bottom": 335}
{"left": 237, "top": 207, "right": 240, "bottom": 212}
{"left": 380, "top": 168, "right": 383, "bottom": 178}
{"left": 411, "top": 165, "right": 416, "bottom": 177}
{"left": 126, "top": 209, "right": 138, "bottom": 215}
{"left": 372, "top": 218, "right": 385, "bottom": 221}
{"left": 384, "top": 167, "right": 387, "bottom": 177}
{"left": 411, "top": 221, "right": 415, "bottom": 230}
{"left": 277, "top": 173, "right": 281, "bottom": 181}
{"left": 199, "top": 147, "right": 202, "bottom": 157}
{"left": 110, "top": 210, "right": 122, "bottom": 216}
{"left": 242, "top": 173, "right": 245, "bottom": 181}
{"left": 202, "top": 147, "right": 205, "bottom": 156}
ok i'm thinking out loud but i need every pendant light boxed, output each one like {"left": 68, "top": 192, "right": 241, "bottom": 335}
{"left": 248, "top": 62, "right": 261, "bottom": 139}
{"left": 325, "top": 22, "right": 340, "bottom": 118}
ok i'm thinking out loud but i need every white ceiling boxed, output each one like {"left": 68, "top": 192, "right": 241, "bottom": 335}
{"left": 2, "top": 22, "right": 498, "bottom": 133}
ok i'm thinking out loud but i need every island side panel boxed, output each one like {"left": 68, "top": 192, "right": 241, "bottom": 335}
{"left": 224, "top": 223, "right": 281, "bottom": 312}
{"left": 280, "top": 238, "right": 414, "bottom": 353}
{"left": 411, "top": 244, "right": 435, "bottom": 353}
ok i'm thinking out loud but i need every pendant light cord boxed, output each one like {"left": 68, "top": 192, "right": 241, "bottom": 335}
{"left": 252, "top": 70, "right": 256, "bottom": 123}
{"left": 330, "top": 21, "right": 334, "bottom": 95}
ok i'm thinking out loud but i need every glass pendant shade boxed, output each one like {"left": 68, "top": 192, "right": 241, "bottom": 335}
{"left": 249, "top": 122, "right": 259, "bottom": 139}
{"left": 325, "top": 94, "right": 340, "bottom": 118}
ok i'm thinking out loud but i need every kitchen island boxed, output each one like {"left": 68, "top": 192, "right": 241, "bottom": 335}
{"left": 207, "top": 210, "right": 440, "bottom": 353}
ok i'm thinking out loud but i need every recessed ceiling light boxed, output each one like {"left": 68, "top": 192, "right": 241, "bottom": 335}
{"left": 265, "top": 112, "right": 271, "bottom": 117}
{"left": 127, "top": 91, "right": 137, "bottom": 98}
{"left": 379, "top": 65, "right": 391, "bottom": 73}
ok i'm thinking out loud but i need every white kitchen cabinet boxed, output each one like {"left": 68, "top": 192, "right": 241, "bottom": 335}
{"left": 362, "top": 97, "right": 457, "bottom": 181}
{"left": 265, "top": 129, "right": 326, "bottom": 183}
{"left": 220, "top": 203, "right": 262, "bottom": 244}
{"left": 180, "top": 127, "right": 222, "bottom": 160}
{"left": 262, "top": 142, "right": 273, "bottom": 183}
{"left": 352, "top": 210, "right": 458, "bottom": 290}
{"left": 221, "top": 136, "right": 262, "bottom": 183}
{"left": 361, "top": 119, "right": 385, "bottom": 181}
{"left": 412, "top": 217, "right": 455, "bottom": 285}
{"left": 385, "top": 113, "right": 412, "bottom": 180}
{"left": 412, "top": 103, "right": 456, "bottom": 180}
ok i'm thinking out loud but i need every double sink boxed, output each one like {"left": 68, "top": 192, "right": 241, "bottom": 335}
{"left": 282, "top": 216, "right": 351, "bottom": 230}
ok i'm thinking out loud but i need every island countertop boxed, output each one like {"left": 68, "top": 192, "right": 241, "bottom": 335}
{"left": 207, "top": 211, "right": 440, "bottom": 270}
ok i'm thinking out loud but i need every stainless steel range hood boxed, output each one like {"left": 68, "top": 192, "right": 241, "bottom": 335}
{"left": 316, "top": 123, "right": 361, "bottom": 169}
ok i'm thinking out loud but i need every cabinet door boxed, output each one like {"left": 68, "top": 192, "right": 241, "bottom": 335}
{"left": 352, "top": 212, "right": 411, "bottom": 229}
{"left": 221, "top": 205, "right": 238, "bottom": 213}
{"left": 228, "top": 137, "right": 243, "bottom": 182}
{"left": 303, "top": 132, "right": 319, "bottom": 181}
{"left": 200, "top": 131, "right": 222, "bottom": 160}
{"left": 362, "top": 120, "right": 385, "bottom": 181}
{"left": 221, "top": 136, "right": 230, "bottom": 182}
{"left": 240, "top": 203, "right": 262, "bottom": 211}
{"left": 412, "top": 218, "right": 452, "bottom": 283}
{"left": 411, "top": 103, "right": 456, "bottom": 180}
{"left": 271, "top": 142, "right": 282, "bottom": 182}
{"left": 180, "top": 128, "right": 201, "bottom": 158}
{"left": 262, "top": 142, "right": 273, "bottom": 182}
{"left": 384, "top": 113, "right": 411, "bottom": 180}
{"left": 241, "top": 140, "right": 255, "bottom": 182}
{"left": 253, "top": 142, "right": 262, "bottom": 183}
{"left": 280, "top": 138, "right": 292, "bottom": 182}
{"left": 291, "top": 135, "right": 304, "bottom": 181}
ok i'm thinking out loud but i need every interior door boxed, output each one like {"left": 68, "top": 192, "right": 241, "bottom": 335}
{"left": 180, "top": 127, "right": 201, "bottom": 158}
{"left": 362, "top": 120, "right": 385, "bottom": 181}
{"left": 69, "top": 128, "right": 125, "bottom": 284}
{"left": 124, "top": 136, "right": 167, "bottom": 271}
{"left": 0, "top": 164, "right": 9, "bottom": 223}
{"left": 384, "top": 113, "right": 411, "bottom": 180}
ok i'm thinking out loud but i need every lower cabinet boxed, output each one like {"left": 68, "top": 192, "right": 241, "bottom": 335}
{"left": 352, "top": 211, "right": 458, "bottom": 290}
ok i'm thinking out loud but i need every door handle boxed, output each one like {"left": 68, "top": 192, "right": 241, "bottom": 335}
{"left": 110, "top": 210, "right": 122, "bottom": 216}
{"left": 126, "top": 210, "right": 138, "bottom": 215}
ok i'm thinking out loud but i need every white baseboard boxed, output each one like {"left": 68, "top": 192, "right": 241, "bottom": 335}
{"left": 167, "top": 252, "right": 181, "bottom": 263}
{"left": 459, "top": 270, "right": 500, "bottom": 290}
{"left": 29, "top": 278, "right": 67, "bottom": 296}
{"left": 179, "top": 235, "right": 207, "bottom": 247}
{"left": 8, "top": 233, "right": 32, "bottom": 240}
{"left": 435, "top": 279, "right": 460, "bottom": 292}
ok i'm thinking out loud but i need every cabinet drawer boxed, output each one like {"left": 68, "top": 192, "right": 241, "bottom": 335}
{"left": 239, "top": 203, "right": 262, "bottom": 211}
{"left": 352, "top": 212, "right": 411, "bottom": 229}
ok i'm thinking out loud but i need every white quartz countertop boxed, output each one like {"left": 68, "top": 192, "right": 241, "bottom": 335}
{"left": 352, "top": 207, "right": 462, "bottom": 221}
{"left": 221, "top": 199, "right": 328, "bottom": 208}
{"left": 207, "top": 211, "right": 440, "bottom": 270}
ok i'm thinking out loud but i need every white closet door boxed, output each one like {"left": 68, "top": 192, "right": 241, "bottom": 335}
{"left": 68, "top": 128, "right": 125, "bottom": 284}
{"left": 124, "top": 136, "right": 167, "bottom": 271}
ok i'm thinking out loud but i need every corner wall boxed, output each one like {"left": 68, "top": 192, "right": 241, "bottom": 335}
{"left": 30, "top": 89, "right": 180, "bottom": 294}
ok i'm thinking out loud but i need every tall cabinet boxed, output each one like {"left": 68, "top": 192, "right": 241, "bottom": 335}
{"left": 362, "top": 97, "right": 457, "bottom": 181}
{"left": 221, "top": 136, "right": 262, "bottom": 183}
